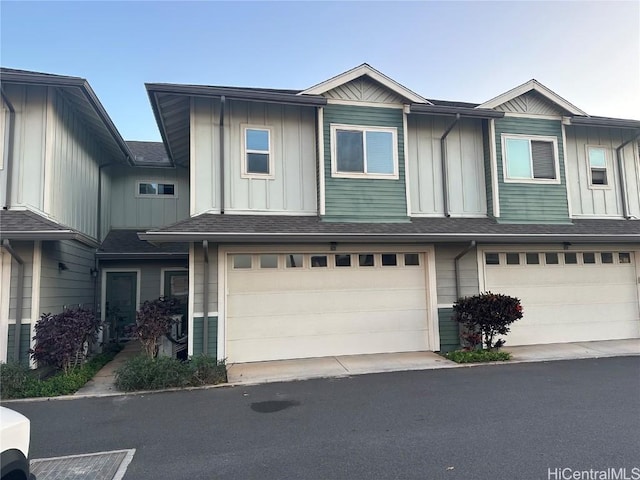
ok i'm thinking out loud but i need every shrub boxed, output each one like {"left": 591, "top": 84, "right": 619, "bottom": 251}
{"left": 114, "top": 355, "right": 227, "bottom": 392}
{"left": 31, "top": 307, "right": 101, "bottom": 372}
{"left": 135, "top": 297, "right": 182, "bottom": 359}
{"left": 0, "top": 349, "right": 120, "bottom": 399}
{"left": 445, "top": 349, "right": 511, "bottom": 363}
{"left": 453, "top": 292, "right": 523, "bottom": 350}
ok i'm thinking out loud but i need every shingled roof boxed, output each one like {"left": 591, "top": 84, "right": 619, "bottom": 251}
{"left": 98, "top": 229, "right": 188, "bottom": 258}
{"left": 127, "top": 141, "right": 173, "bottom": 167}
{"left": 139, "top": 214, "right": 640, "bottom": 244}
{"left": 0, "top": 210, "right": 97, "bottom": 245}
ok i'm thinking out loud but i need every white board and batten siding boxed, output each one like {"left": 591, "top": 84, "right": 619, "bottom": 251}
{"left": 479, "top": 246, "right": 640, "bottom": 346}
{"left": 564, "top": 126, "right": 640, "bottom": 218}
{"left": 221, "top": 246, "right": 438, "bottom": 364}
{"left": 191, "top": 98, "right": 317, "bottom": 216}
{"left": 407, "top": 117, "right": 487, "bottom": 217}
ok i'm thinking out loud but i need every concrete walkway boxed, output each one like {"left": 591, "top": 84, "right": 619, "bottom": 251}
{"left": 70, "top": 338, "right": 640, "bottom": 395}
{"left": 74, "top": 341, "right": 142, "bottom": 396}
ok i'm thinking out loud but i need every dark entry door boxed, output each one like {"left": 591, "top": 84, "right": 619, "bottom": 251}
{"left": 106, "top": 271, "right": 137, "bottom": 340}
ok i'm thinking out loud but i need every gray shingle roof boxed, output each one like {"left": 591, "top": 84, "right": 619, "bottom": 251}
{"left": 0, "top": 210, "right": 97, "bottom": 245}
{"left": 98, "top": 229, "right": 188, "bottom": 257}
{"left": 127, "top": 141, "right": 172, "bottom": 167}
{"left": 140, "top": 214, "right": 640, "bottom": 243}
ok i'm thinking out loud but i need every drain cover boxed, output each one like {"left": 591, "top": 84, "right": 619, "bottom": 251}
{"left": 30, "top": 449, "right": 135, "bottom": 480}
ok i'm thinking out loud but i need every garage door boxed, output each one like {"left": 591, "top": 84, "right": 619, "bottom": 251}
{"left": 226, "top": 251, "right": 430, "bottom": 363}
{"left": 483, "top": 250, "right": 640, "bottom": 345}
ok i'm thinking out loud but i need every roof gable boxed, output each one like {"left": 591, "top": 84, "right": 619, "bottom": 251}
{"left": 300, "top": 64, "right": 430, "bottom": 104}
{"left": 324, "top": 76, "right": 405, "bottom": 104}
{"left": 478, "top": 79, "right": 587, "bottom": 116}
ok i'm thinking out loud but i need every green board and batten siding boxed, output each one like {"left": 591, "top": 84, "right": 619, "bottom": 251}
{"left": 495, "top": 117, "right": 570, "bottom": 223}
{"left": 323, "top": 105, "right": 408, "bottom": 221}
{"left": 7, "top": 324, "right": 31, "bottom": 366}
{"left": 192, "top": 316, "right": 218, "bottom": 358}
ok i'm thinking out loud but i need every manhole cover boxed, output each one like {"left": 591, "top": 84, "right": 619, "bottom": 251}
{"left": 251, "top": 400, "right": 300, "bottom": 413}
{"left": 31, "top": 449, "right": 135, "bottom": 480}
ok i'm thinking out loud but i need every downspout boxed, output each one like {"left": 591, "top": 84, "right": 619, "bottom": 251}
{"left": 2, "top": 89, "right": 16, "bottom": 210}
{"left": 2, "top": 240, "right": 25, "bottom": 363}
{"left": 219, "top": 96, "right": 225, "bottom": 214}
{"left": 615, "top": 131, "right": 640, "bottom": 220}
{"left": 440, "top": 114, "right": 461, "bottom": 217}
{"left": 202, "top": 240, "right": 209, "bottom": 355}
{"left": 454, "top": 241, "right": 476, "bottom": 301}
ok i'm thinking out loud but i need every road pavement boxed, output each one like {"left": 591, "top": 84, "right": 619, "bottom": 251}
{"left": 10, "top": 357, "right": 640, "bottom": 480}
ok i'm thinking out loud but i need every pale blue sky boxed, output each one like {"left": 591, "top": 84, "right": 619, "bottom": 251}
{"left": 2, "top": 1, "right": 638, "bottom": 141}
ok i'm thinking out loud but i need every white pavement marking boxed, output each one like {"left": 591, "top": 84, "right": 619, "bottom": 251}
{"left": 30, "top": 449, "right": 136, "bottom": 480}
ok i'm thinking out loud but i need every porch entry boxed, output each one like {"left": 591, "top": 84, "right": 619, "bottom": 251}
{"left": 105, "top": 271, "right": 137, "bottom": 340}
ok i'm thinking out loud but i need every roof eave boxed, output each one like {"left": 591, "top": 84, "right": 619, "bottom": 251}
{"left": 569, "top": 117, "right": 640, "bottom": 130}
{"left": 410, "top": 104, "right": 505, "bottom": 119}
{"left": 0, "top": 230, "right": 99, "bottom": 247}
{"left": 96, "top": 252, "right": 189, "bottom": 259}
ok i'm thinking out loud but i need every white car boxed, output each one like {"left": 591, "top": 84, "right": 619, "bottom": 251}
{"left": 0, "top": 407, "right": 32, "bottom": 480}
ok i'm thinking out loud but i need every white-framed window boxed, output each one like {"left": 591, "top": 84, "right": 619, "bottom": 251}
{"left": 242, "top": 125, "right": 274, "bottom": 178}
{"left": 137, "top": 182, "right": 176, "bottom": 197}
{"left": 330, "top": 124, "right": 398, "bottom": 179}
{"left": 502, "top": 134, "right": 560, "bottom": 183}
{"left": 586, "top": 146, "right": 609, "bottom": 187}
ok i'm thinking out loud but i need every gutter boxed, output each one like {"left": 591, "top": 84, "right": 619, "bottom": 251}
{"left": 219, "top": 96, "right": 225, "bottom": 214}
{"left": 2, "top": 240, "right": 25, "bottom": 363}
{"left": 454, "top": 241, "right": 476, "bottom": 300}
{"left": 410, "top": 104, "right": 504, "bottom": 119}
{"left": 614, "top": 131, "right": 640, "bottom": 220}
{"left": 202, "top": 240, "right": 209, "bottom": 355}
{"left": 0, "top": 231, "right": 99, "bottom": 247}
{"left": 1, "top": 89, "right": 16, "bottom": 210}
{"left": 440, "top": 114, "right": 461, "bottom": 217}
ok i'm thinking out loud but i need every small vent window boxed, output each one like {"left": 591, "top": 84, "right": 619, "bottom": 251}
{"left": 588, "top": 147, "right": 608, "bottom": 186}
{"left": 138, "top": 182, "right": 176, "bottom": 196}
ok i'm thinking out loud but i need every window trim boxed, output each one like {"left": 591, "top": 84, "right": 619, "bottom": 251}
{"left": 241, "top": 125, "right": 275, "bottom": 179}
{"left": 330, "top": 124, "right": 399, "bottom": 180}
{"left": 136, "top": 181, "right": 177, "bottom": 198}
{"left": 501, "top": 134, "right": 560, "bottom": 185}
{"left": 586, "top": 145, "right": 610, "bottom": 189}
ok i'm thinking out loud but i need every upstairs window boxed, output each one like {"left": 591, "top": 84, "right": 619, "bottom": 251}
{"left": 331, "top": 124, "right": 398, "bottom": 179}
{"left": 138, "top": 182, "right": 176, "bottom": 196}
{"left": 503, "top": 135, "right": 559, "bottom": 183}
{"left": 242, "top": 126, "right": 273, "bottom": 178}
{"left": 587, "top": 146, "right": 608, "bottom": 187}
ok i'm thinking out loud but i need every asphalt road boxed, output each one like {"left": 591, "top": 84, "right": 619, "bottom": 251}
{"left": 9, "top": 357, "right": 640, "bottom": 480}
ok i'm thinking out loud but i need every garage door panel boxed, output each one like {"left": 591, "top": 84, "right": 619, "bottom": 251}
{"left": 227, "top": 309, "right": 428, "bottom": 341}
{"left": 227, "top": 329, "right": 431, "bottom": 363}
{"left": 484, "top": 248, "right": 640, "bottom": 346}
{"left": 226, "top": 250, "right": 431, "bottom": 363}
{"left": 227, "top": 288, "right": 427, "bottom": 317}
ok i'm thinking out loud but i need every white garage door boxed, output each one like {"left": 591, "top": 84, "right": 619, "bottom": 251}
{"left": 226, "top": 251, "right": 430, "bottom": 363}
{"left": 483, "top": 249, "right": 640, "bottom": 346}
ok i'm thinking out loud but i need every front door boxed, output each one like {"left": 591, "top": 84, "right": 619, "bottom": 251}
{"left": 106, "top": 272, "right": 137, "bottom": 340}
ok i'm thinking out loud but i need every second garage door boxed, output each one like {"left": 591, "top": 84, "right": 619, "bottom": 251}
{"left": 482, "top": 249, "right": 640, "bottom": 346}
{"left": 226, "top": 251, "right": 431, "bottom": 363}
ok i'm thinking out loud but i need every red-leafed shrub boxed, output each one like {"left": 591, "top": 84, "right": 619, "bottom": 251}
{"left": 30, "top": 307, "right": 101, "bottom": 372}
{"left": 135, "top": 297, "right": 182, "bottom": 358}
{"left": 453, "top": 292, "right": 523, "bottom": 350}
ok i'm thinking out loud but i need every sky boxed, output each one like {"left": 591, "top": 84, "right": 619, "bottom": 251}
{"left": 1, "top": 1, "right": 639, "bottom": 142}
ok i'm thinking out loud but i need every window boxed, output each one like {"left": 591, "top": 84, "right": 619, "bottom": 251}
{"left": 381, "top": 254, "right": 397, "bottom": 266}
{"left": 404, "top": 254, "right": 420, "bottom": 266}
{"left": 260, "top": 255, "right": 278, "bottom": 268}
{"left": 583, "top": 252, "right": 596, "bottom": 264}
{"left": 619, "top": 252, "right": 631, "bottom": 264}
{"left": 601, "top": 252, "right": 613, "bottom": 264}
{"left": 587, "top": 146, "right": 608, "bottom": 186}
{"left": 286, "top": 254, "right": 303, "bottom": 268}
{"left": 359, "top": 254, "right": 374, "bottom": 267}
{"left": 545, "top": 253, "right": 559, "bottom": 265}
{"left": 335, "top": 254, "right": 352, "bottom": 267}
{"left": 233, "top": 255, "right": 252, "bottom": 269}
{"left": 564, "top": 252, "right": 577, "bottom": 264}
{"left": 138, "top": 182, "right": 176, "bottom": 196}
{"left": 485, "top": 253, "right": 500, "bottom": 265}
{"left": 331, "top": 124, "right": 398, "bottom": 179}
{"left": 311, "top": 255, "right": 327, "bottom": 268}
{"left": 506, "top": 253, "right": 520, "bottom": 265}
{"left": 503, "top": 135, "right": 558, "bottom": 182}
{"left": 243, "top": 126, "right": 273, "bottom": 177}
{"left": 526, "top": 253, "right": 540, "bottom": 265}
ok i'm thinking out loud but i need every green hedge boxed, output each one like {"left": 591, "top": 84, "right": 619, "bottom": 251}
{"left": 444, "top": 349, "right": 511, "bottom": 364}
